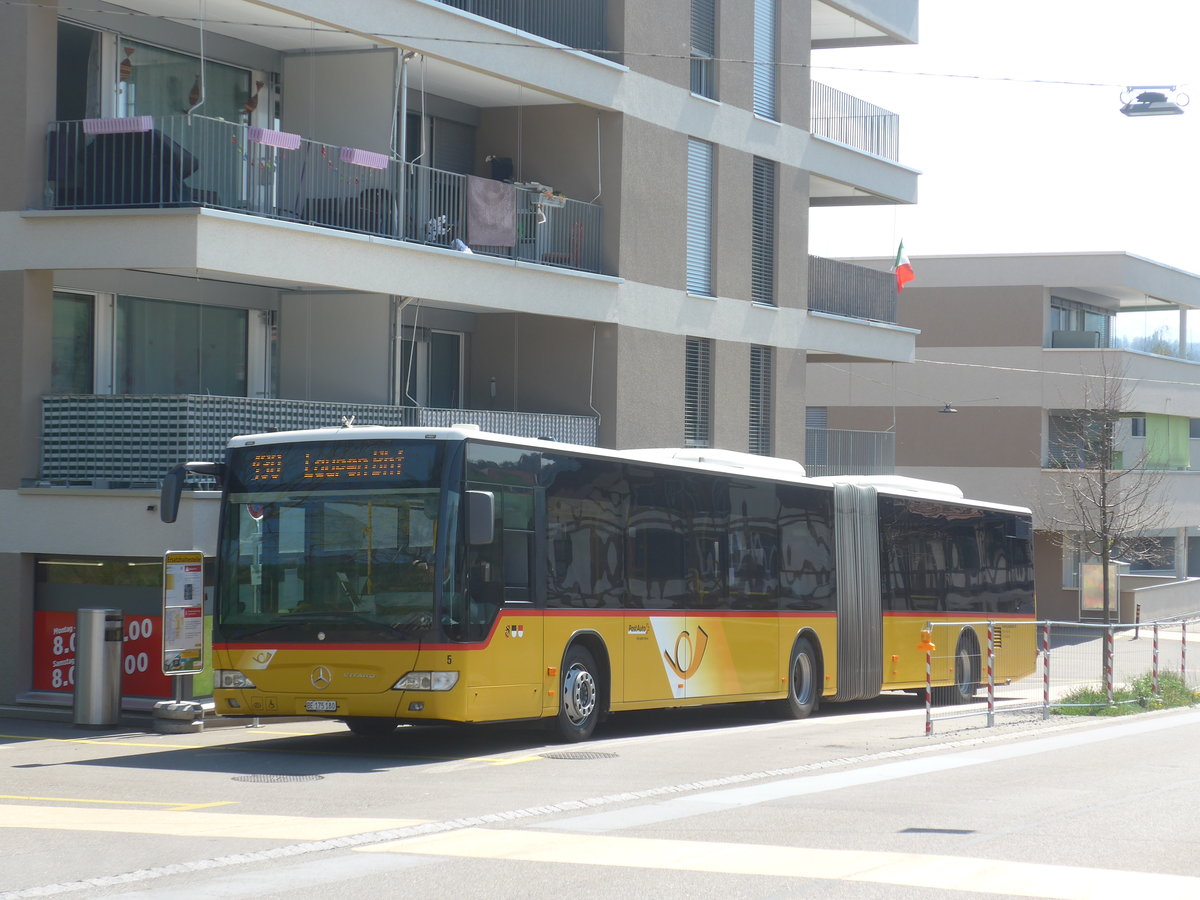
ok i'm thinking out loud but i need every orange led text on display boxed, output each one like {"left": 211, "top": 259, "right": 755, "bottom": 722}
{"left": 248, "top": 449, "right": 407, "bottom": 482}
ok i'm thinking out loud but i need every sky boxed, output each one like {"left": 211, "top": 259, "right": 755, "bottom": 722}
{"left": 808, "top": 0, "right": 1200, "bottom": 276}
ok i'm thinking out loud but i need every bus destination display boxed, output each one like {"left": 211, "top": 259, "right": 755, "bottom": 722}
{"left": 231, "top": 440, "right": 440, "bottom": 490}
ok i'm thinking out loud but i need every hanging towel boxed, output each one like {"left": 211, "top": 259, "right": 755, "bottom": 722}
{"left": 466, "top": 174, "right": 517, "bottom": 247}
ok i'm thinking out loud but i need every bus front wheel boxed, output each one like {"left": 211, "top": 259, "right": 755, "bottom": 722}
{"left": 778, "top": 636, "right": 820, "bottom": 719}
{"left": 553, "top": 645, "right": 600, "bottom": 742}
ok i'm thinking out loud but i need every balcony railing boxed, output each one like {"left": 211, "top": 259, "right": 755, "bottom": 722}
{"left": 810, "top": 82, "right": 899, "bottom": 161}
{"left": 805, "top": 427, "right": 895, "bottom": 477}
{"left": 434, "top": 0, "right": 607, "bottom": 55}
{"left": 44, "top": 116, "right": 604, "bottom": 275}
{"left": 808, "top": 255, "right": 897, "bottom": 323}
{"left": 38, "top": 395, "right": 598, "bottom": 486}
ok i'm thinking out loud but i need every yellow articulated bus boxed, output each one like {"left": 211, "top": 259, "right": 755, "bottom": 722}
{"left": 161, "top": 425, "right": 1036, "bottom": 741}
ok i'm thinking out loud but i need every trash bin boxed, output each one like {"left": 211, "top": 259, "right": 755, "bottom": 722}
{"left": 73, "top": 608, "right": 123, "bottom": 727}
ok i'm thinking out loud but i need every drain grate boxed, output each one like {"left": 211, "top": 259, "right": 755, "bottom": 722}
{"left": 540, "top": 751, "right": 618, "bottom": 760}
{"left": 231, "top": 774, "right": 325, "bottom": 783}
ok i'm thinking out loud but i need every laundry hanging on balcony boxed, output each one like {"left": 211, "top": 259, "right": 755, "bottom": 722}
{"left": 466, "top": 174, "right": 517, "bottom": 247}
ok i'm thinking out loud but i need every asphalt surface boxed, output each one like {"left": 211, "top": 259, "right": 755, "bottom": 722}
{"left": 1, "top": 692, "right": 1198, "bottom": 898}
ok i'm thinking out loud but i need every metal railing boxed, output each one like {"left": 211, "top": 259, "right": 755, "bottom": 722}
{"left": 434, "top": 0, "right": 608, "bottom": 54}
{"left": 38, "top": 394, "right": 598, "bottom": 486}
{"left": 44, "top": 116, "right": 604, "bottom": 275}
{"left": 808, "top": 255, "right": 897, "bottom": 323}
{"left": 810, "top": 81, "right": 900, "bottom": 161}
{"left": 923, "top": 618, "right": 1200, "bottom": 736}
{"left": 805, "top": 427, "right": 895, "bottom": 476}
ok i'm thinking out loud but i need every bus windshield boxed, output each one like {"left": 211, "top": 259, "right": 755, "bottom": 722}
{"left": 217, "top": 439, "right": 453, "bottom": 642}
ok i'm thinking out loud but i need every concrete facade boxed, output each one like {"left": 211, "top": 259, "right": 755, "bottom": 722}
{"left": 0, "top": 1, "right": 919, "bottom": 708}
{"left": 808, "top": 252, "right": 1200, "bottom": 622}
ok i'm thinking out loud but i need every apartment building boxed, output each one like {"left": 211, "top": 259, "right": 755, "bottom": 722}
{"left": 0, "top": 1, "right": 919, "bottom": 710}
{"left": 807, "top": 252, "right": 1200, "bottom": 622}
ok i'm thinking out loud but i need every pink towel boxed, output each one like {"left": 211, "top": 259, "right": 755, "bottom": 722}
{"left": 466, "top": 175, "right": 516, "bottom": 247}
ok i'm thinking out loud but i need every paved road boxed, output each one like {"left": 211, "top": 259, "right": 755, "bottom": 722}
{"left": 1, "top": 695, "right": 1198, "bottom": 898}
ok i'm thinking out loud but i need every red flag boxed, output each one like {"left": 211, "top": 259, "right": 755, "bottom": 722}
{"left": 893, "top": 240, "right": 915, "bottom": 292}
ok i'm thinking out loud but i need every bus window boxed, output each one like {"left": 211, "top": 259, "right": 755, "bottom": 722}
{"left": 730, "top": 481, "right": 779, "bottom": 610}
{"left": 778, "top": 485, "right": 835, "bottom": 612}
{"left": 543, "top": 454, "right": 627, "bottom": 609}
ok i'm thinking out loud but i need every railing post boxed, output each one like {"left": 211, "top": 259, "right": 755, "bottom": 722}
{"left": 1153, "top": 623, "right": 1159, "bottom": 697}
{"left": 986, "top": 621, "right": 995, "bottom": 728}
{"left": 1042, "top": 621, "right": 1051, "bottom": 720}
{"left": 919, "top": 623, "right": 935, "bottom": 737}
{"left": 1183, "top": 620, "right": 1189, "bottom": 687}
{"left": 1105, "top": 626, "right": 1115, "bottom": 707}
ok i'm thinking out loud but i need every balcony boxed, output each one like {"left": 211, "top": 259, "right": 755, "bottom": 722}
{"left": 44, "top": 116, "right": 604, "bottom": 275}
{"left": 810, "top": 82, "right": 899, "bottom": 162}
{"left": 434, "top": 0, "right": 607, "bottom": 55}
{"left": 805, "top": 427, "right": 895, "bottom": 477}
{"left": 808, "top": 256, "right": 897, "bottom": 323}
{"left": 38, "top": 395, "right": 598, "bottom": 486}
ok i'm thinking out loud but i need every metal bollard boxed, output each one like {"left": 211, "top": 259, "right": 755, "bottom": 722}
{"left": 74, "top": 609, "right": 123, "bottom": 727}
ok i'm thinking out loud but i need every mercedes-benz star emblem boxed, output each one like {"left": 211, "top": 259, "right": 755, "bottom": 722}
{"left": 310, "top": 666, "right": 332, "bottom": 690}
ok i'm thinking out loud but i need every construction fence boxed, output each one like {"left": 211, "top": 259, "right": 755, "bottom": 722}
{"left": 922, "top": 617, "right": 1199, "bottom": 736}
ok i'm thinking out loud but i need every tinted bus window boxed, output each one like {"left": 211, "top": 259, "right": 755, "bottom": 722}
{"left": 730, "top": 481, "right": 779, "bottom": 610}
{"left": 543, "top": 455, "right": 627, "bottom": 609}
{"left": 778, "top": 484, "right": 836, "bottom": 612}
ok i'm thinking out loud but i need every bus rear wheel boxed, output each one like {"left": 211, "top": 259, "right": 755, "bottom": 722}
{"left": 934, "top": 634, "right": 980, "bottom": 705}
{"left": 553, "top": 645, "right": 600, "bottom": 742}
{"left": 778, "top": 636, "right": 820, "bottom": 719}
{"left": 345, "top": 717, "right": 398, "bottom": 737}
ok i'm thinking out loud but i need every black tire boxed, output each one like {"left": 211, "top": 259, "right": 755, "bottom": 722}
{"left": 778, "top": 636, "right": 820, "bottom": 719}
{"left": 345, "top": 716, "right": 398, "bottom": 737}
{"left": 553, "top": 645, "right": 601, "bottom": 742}
{"left": 934, "top": 634, "right": 980, "bottom": 705}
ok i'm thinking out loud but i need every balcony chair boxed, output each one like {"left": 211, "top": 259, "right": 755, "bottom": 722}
{"left": 542, "top": 220, "right": 584, "bottom": 268}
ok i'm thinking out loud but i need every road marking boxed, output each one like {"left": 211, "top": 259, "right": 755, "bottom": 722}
{"left": 0, "top": 795, "right": 235, "bottom": 812}
{"left": 360, "top": 827, "right": 1200, "bottom": 898}
{"left": 0, "top": 733, "right": 206, "bottom": 750}
{"left": 0, "top": 805, "right": 425, "bottom": 840}
{"left": 6, "top": 712, "right": 1198, "bottom": 897}
{"left": 540, "top": 709, "right": 1200, "bottom": 833}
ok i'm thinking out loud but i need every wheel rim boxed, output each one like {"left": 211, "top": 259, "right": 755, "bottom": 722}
{"left": 792, "top": 651, "right": 813, "bottom": 705}
{"left": 955, "top": 647, "right": 973, "bottom": 696}
{"left": 563, "top": 663, "right": 596, "bottom": 725}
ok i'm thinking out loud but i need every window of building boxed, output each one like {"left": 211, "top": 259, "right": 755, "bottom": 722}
{"left": 751, "top": 157, "right": 776, "bottom": 305}
{"left": 684, "top": 337, "right": 712, "bottom": 447}
{"left": 1190, "top": 418, "right": 1200, "bottom": 439}
{"left": 1049, "top": 297, "right": 1111, "bottom": 348}
{"left": 752, "top": 0, "right": 778, "bottom": 120}
{"left": 749, "top": 345, "right": 773, "bottom": 455}
{"left": 52, "top": 291, "right": 95, "bottom": 394}
{"left": 690, "top": 0, "right": 717, "bottom": 99}
{"left": 116, "top": 296, "right": 248, "bottom": 396}
{"left": 399, "top": 328, "right": 464, "bottom": 409}
{"left": 116, "top": 38, "right": 251, "bottom": 124}
{"left": 686, "top": 139, "right": 715, "bottom": 296}
{"left": 1130, "top": 416, "right": 1147, "bottom": 437}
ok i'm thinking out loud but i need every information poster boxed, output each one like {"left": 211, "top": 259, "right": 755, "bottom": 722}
{"left": 32, "top": 611, "right": 170, "bottom": 697}
{"left": 163, "top": 551, "right": 205, "bottom": 675}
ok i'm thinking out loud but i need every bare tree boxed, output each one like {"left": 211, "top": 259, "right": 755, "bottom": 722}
{"left": 1043, "top": 357, "right": 1172, "bottom": 623}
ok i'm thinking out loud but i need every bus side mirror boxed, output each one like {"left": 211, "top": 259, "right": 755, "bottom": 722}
{"left": 160, "top": 462, "right": 225, "bottom": 523}
{"left": 466, "top": 490, "right": 495, "bottom": 545}
{"left": 160, "top": 465, "right": 185, "bottom": 523}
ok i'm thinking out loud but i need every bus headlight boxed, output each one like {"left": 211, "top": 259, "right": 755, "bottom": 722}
{"left": 216, "top": 670, "right": 257, "bottom": 689}
{"left": 392, "top": 671, "right": 459, "bottom": 691}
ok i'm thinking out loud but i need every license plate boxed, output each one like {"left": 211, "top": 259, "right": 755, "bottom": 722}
{"left": 305, "top": 700, "right": 338, "bottom": 712}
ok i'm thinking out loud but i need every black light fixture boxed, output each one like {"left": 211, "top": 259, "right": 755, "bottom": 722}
{"left": 1120, "top": 85, "right": 1188, "bottom": 117}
